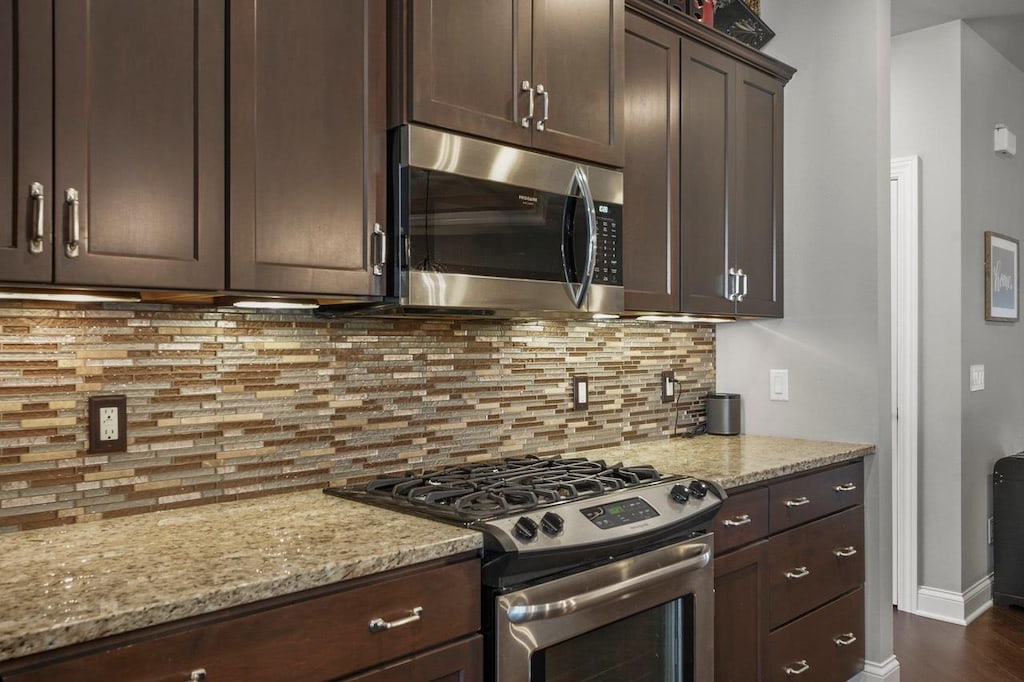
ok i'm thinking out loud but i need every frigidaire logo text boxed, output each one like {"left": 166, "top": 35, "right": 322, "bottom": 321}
{"left": 518, "top": 194, "right": 538, "bottom": 204}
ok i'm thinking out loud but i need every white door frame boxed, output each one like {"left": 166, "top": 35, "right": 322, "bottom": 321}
{"left": 891, "top": 156, "right": 921, "bottom": 613}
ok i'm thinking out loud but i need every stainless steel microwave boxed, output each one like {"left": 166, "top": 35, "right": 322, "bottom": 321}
{"left": 386, "top": 125, "right": 624, "bottom": 317}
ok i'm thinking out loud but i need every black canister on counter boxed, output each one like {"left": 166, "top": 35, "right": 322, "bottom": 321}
{"left": 705, "top": 393, "right": 741, "bottom": 435}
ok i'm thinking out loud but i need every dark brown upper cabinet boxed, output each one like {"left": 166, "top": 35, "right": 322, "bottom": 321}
{"left": 623, "top": 3, "right": 792, "bottom": 318}
{"left": 229, "top": 0, "right": 386, "bottom": 296}
{"left": 398, "top": 0, "right": 625, "bottom": 168}
{"left": 2, "top": 0, "right": 224, "bottom": 291}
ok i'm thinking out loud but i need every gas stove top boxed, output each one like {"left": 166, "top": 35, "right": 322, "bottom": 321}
{"left": 326, "top": 455, "right": 725, "bottom": 588}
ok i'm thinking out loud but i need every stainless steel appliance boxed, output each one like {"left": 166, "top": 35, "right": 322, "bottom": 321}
{"left": 705, "top": 392, "right": 741, "bottom": 435}
{"left": 358, "top": 125, "right": 623, "bottom": 318}
{"left": 326, "top": 456, "right": 724, "bottom": 681}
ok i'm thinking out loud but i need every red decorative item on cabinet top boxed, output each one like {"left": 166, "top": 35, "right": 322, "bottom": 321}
{"left": 695, "top": 0, "right": 716, "bottom": 27}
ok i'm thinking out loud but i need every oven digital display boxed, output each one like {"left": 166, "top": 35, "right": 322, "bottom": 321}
{"left": 580, "top": 497, "right": 659, "bottom": 529}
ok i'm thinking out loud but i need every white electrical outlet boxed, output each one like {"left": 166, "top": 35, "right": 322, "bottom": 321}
{"left": 99, "top": 406, "right": 118, "bottom": 441}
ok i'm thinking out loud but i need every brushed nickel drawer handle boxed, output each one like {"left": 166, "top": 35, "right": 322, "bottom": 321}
{"left": 834, "top": 546, "right": 858, "bottom": 558}
{"left": 369, "top": 606, "right": 423, "bottom": 633}
{"left": 189, "top": 670, "right": 207, "bottom": 682}
{"left": 834, "top": 632, "right": 858, "bottom": 647}
{"left": 64, "top": 188, "right": 81, "bottom": 258}
{"left": 784, "top": 660, "right": 810, "bottom": 676}
{"left": 30, "top": 182, "right": 45, "bottom": 254}
{"left": 834, "top": 482, "right": 857, "bottom": 492}
{"left": 723, "top": 514, "right": 752, "bottom": 527}
{"left": 784, "top": 566, "right": 810, "bottom": 580}
{"left": 784, "top": 496, "right": 810, "bottom": 508}
{"left": 521, "top": 80, "right": 534, "bottom": 128}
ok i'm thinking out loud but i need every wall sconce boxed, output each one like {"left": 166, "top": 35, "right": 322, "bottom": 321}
{"left": 995, "top": 125, "right": 1016, "bottom": 157}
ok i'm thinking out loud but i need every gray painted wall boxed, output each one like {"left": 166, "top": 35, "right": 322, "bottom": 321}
{"left": 891, "top": 22, "right": 964, "bottom": 593}
{"left": 960, "top": 23, "right": 1024, "bottom": 591}
{"left": 718, "top": 0, "right": 894, "bottom": 667}
{"left": 892, "top": 21, "right": 1024, "bottom": 596}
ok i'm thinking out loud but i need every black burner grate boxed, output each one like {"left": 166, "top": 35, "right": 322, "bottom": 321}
{"left": 359, "top": 455, "right": 662, "bottom": 520}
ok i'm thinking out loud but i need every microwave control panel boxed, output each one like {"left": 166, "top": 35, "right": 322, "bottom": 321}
{"left": 594, "top": 203, "right": 623, "bottom": 286}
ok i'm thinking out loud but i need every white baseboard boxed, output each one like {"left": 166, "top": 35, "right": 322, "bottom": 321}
{"left": 915, "top": 574, "right": 993, "bottom": 625}
{"left": 853, "top": 655, "right": 900, "bottom": 682}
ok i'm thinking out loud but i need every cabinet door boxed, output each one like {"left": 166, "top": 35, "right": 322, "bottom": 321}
{"left": 53, "top": 0, "right": 224, "bottom": 290}
{"left": 623, "top": 13, "right": 679, "bottom": 312}
{"left": 229, "top": 0, "right": 385, "bottom": 296}
{"left": 679, "top": 38, "right": 735, "bottom": 316}
{"left": 715, "top": 541, "right": 769, "bottom": 682}
{"left": 408, "top": 0, "right": 532, "bottom": 149}
{"left": 0, "top": 1, "right": 52, "bottom": 283}
{"left": 342, "top": 636, "right": 483, "bottom": 682}
{"left": 531, "top": 0, "right": 625, "bottom": 167}
{"left": 733, "top": 65, "right": 783, "bottom": 317}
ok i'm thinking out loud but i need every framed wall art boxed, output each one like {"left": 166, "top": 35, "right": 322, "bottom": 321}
{"left": 985, "top": 231, "right": 1019, "bottom": 322}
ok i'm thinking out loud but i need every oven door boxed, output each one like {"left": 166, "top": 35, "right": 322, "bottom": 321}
{"left": 494, "top": 536, "right": 714, "bottom": 681}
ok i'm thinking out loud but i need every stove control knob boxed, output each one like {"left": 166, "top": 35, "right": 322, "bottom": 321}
{"left": 670, "top": 484, "right": 690, "bottom": 503}
{"left": 541, "top": 512, "right": 564, "bottom": 536}
{"left": 689, "top": 480, "right": 709, "bottom": 499}
{"left": 514, "top": 516, "right": 539, "bottom": 541}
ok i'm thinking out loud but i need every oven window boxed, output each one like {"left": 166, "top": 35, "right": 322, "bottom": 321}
{"left": 529, "top": 596, "right": 692, "bottom": 682}
{"left": 407, "top": 168, "right": 589, "bottom": 283}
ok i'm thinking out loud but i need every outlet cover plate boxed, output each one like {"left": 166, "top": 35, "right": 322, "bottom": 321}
{"left": 661, "top": 371, "right": 675, "bottom": 403}
{"left": 89, "top": 395, "right": 127, "bottom": 453}
{"left": 573, "top": 376, "right": 589, "bottom": 411}
{"left": 970, "top": 365, "right": 985, "bottom": 392}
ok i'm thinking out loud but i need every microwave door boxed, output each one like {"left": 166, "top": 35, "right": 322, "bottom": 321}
{"left": 561, "top": 167, "right": 598, "bottom": 309}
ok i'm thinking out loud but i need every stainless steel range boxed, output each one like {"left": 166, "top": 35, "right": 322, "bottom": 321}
{"left": 326, "top": 455, "right": 724, "bottom": 681}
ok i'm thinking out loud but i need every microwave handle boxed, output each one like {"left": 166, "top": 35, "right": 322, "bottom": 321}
{"left": 562, "top": 167, "right": 598, "bottom": 308}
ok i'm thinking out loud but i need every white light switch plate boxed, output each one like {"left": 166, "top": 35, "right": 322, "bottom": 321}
{"left": 769, "top": 369, "right": 789, "bottom": 401}
{"left": 970, "top": 364, "right": 985, "bottom": 392}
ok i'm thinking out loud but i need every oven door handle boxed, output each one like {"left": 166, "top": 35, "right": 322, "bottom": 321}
{"left": 560, "top": 166, "right": 598, "bottom": 309}
{"left": 506, "top": 543, "right": 710, "bottom": 624}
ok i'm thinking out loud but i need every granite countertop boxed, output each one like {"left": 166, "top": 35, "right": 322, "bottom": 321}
{"left": 589, "top": 434, "right": 875, "bottom": 489}
{"left": 0, "top": 434, "right": 872, "bottom": 665}
{"left": 0, "top": 492, "right": 482, "bottom": 664}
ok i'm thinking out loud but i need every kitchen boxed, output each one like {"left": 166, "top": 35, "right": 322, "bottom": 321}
{"left": 2, "top": 0, "right": 1010, "bottom": 680}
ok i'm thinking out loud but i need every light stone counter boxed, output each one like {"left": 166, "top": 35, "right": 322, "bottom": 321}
{"left": 0, "top": 491, "right": 482, "bottom": 664}
{"left": 584, "top": 434, "right": 874, "bottom": 489}
{"left": 0, "top": 435, "right": 870, "bottom": 665}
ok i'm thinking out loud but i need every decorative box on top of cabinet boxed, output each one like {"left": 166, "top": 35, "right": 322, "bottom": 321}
{"left": 1, "top": 0, "right": 385, "bottom": 299}
{"left": 390, "top": 0, "right": 625, "bottom": 168}
{"left": 623, "top": 2, "right": 793, "bottom": 318}
{"left": 712, "top": 460, "right": 866, "bottom": 681}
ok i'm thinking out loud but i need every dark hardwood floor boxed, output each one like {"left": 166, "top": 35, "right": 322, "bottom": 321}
{"left": 894, "top": 605, "right": 1024, "bottom": 681}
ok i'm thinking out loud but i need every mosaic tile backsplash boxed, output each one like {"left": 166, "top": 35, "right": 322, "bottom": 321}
{"left": 0, "top": 303, "right": 714, "bottom": 533}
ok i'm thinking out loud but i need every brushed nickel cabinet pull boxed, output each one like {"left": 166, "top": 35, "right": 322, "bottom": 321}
{"left": 784, "top": 566, "right": 810, "bottom": 580}
{"left": 784, "top": 660, "right": 810, "bottom": 676}
{"left": 521, "top": 80, "right": 534, "bottom": 128}
{"left": 833, "top": 546, "right": 858, "bottom": 558}
{"left": 189, "top": 670, "right": 207, "bottom": 682}
{"left": 29, "top": 182, "right": 45, "bottom": 254}
{"left": 833, "top": 632, "right": 858, "bottom": 647}
{"left": 64, "top": 188, "right": 80, "bottom": 258}
{"left": 535, "top": 83, "right": 549, "bottom": 131}
{"left": 784, "top": 496, "right": 810, "bottom": 508}
{"left": 369, "top": 606, "right": 423, "bottom": 633}
{"left": 736, "top": 268, "right": 747, "bottom": 302}
{"left": 372, "top": 222, "right": 386, "bottom": 276}
{"left": 834, "top": 482, "right": 857, "bottom": 492}
{"left": 726, "top": 267, "right": 739, "bottom": 301}
{"left": 723, "top": 514, "right": 752, "bottom": 527}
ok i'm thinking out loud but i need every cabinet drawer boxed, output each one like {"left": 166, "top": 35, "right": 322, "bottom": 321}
{"left": 769, "top": 461, "right": 863, "bottom": 533}
{"left": 4, "top": 559, "right": 480, "bottom": 682}
{"left": 765, "top": 587, "right": 865, "bottom": 682}
{"left": 768, "top": 507, "right": 863, "bottom": 629}
{"left": 342, "top": 635, "right": 483, "bottom": 682}
{"left": 713, "top": 487, "right": 769, "bottom": 554}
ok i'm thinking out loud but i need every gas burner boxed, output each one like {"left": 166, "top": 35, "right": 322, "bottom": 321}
{"left": 353, "top": 455, "right": 666, "bottom": 521}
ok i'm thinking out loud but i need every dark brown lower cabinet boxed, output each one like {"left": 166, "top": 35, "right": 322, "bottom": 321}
{"left": 714, "top": 541, "right": 768, "bottom": 682}
{"left": 712, "top": 461, "right": 865, "bottom": 681}
{"left": 0, "top": 558, "right": 481, "bottom": 682}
